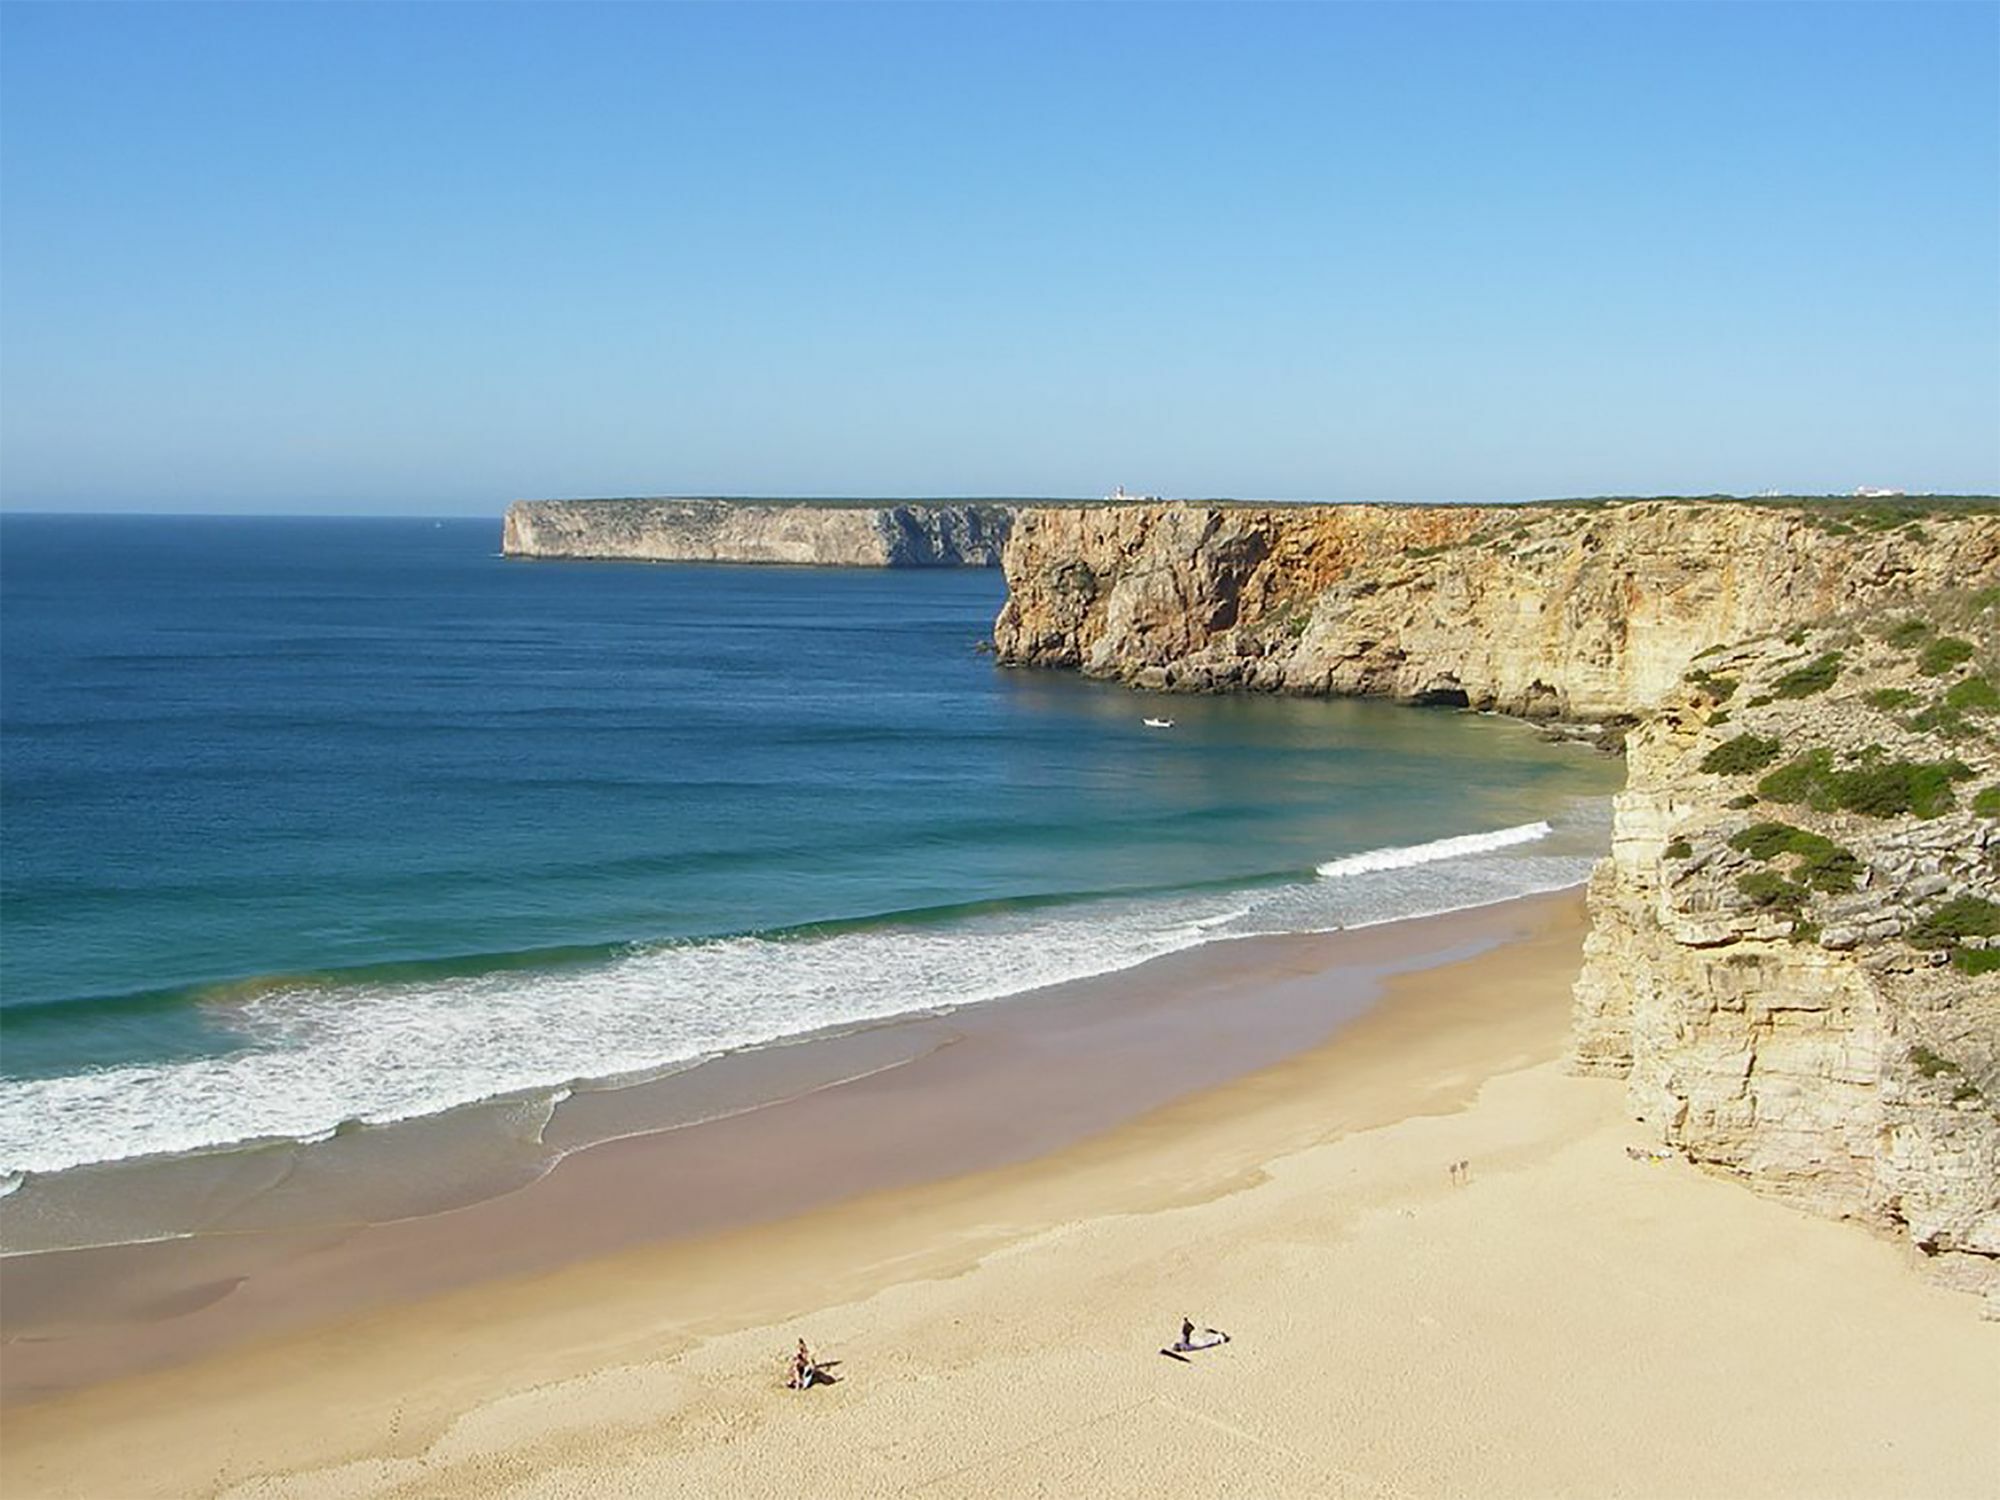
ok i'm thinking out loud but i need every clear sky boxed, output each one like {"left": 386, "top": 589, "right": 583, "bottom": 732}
{"left": 2, "top": 2, "right": 1995, "bottom": 515}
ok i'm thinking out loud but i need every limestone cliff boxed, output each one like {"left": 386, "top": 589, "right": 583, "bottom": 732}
{"left": 995, "top": 496, "right": 2000, "bottom": 1298}
{"left": 1572, "top": 595, "right": 2000, "bottom": 1301}
{"left": 994, "top": 501, "right": 2000, "bottom": 722}
{"left": 503, "top": 498, "right": 1013, "bottom": 567}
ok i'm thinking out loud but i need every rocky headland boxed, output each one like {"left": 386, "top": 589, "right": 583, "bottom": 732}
{"left": 994, "top": 496, "right": 2000, "bottom": 1296}
{"left": 503, "top": 497, "right": 1014, "bottom": 567}
{"left": 993, "top": 499, "right": 2000, "bottom": 724}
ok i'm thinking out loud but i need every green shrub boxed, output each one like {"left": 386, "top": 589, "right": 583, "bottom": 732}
{"left": 1883, "top": 618, "right": 1935, "bottom": 649}
{"left": 1799, "top": 851, "right": 1862, "bottom": 894}
{"left": 1908, "top": 701, "right": 1976, "bottom": 740}
{"left": 1970, "top": 585, "right": 2000, "bottom": 612}
{"left": 1728, "top": 821, "right": 1815, "bottom": 860}
{"left": 1909, "top": 1044, "right": 1961, "bottom": 1079}
{"left": 1974, "top": 786, "right": 2000, "bottom": 818}
{"left": 1918, "top": 637, "right": 1975, "bottom": 676}
{"left": 1664, "top": 838, "right": 1692, "bottom": 860}
{"left": 1737, "top": 870, "right": 1808, "bottom": 909}
{"left": 1710, "top": 710, "right": 1731, "bottom": 726}
{"left": 1726, "top": 821, "right": 1862, "bottom": 892}
{"left": 1758, "top": 749, "right": 1972, "bottom": 819}
{"left": 1770, "top": 653, "right": 1843, "bottom": 700}
{"left": 1836, "top": 759, "right": 1971, "bottom": 818}
{"left": 1757, "top": 748, "right": 1834, "bottom": 804}
{"left": 1746, "top": 694, "right": 1775, "bottom": 709}
{"left": 1945, "top": 675, "right": 1999, "bottom": 713}
{"left": 1784, "top": 627, "right": 1808, "bottom": 646}
{"left": 1702, "top": 734, "right": 1783, "bottom": 776}
{"left": 1727, "top": 792, "right": 1760, "bottom": 809}
{"left": 1954, "top": 948, "right": 2000, "bottom": 976}
{"left": 1864, "top": 688, "right": 1918, "bottom": 711}
{"left": 1911, "top": 896, "right": 2000, "bottom": 947}
{"left": 1682, "top": 669, "right": 1738, "bottom": 702}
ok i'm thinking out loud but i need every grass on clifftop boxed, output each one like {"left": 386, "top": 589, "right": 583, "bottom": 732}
{"left": 1518, "top": 494, "right": 2000, "bottom": 515}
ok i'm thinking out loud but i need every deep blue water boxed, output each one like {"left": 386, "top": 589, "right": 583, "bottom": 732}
{"left": 0, "top": 515, "right": 1620, "bottom": 1176}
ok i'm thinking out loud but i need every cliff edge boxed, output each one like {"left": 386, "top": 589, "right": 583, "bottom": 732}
{"left": 503, "top": 498, "right": 1013, "bottom": 567}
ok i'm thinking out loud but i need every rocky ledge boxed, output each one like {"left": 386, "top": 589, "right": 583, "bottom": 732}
{"left": 503, "top": 498, "right": 1013, "bottom": 567}
{"left": 1572, "top": 590, "right": 2000, "bottom": 1304}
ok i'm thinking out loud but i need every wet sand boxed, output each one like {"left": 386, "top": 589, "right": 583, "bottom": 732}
{"left": 4, "top": 891, "right": 1992, "bottom": 1499}
{"left": 1, "top": 897, "right": 1550, "bottom": 1401}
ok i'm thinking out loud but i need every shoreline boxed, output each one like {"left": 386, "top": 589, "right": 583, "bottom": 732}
{"left": 7, "top": 886, "right": 1990, "bottom": 1499}
{"left": 5, "top": 888, "right": 1992, "bottom": 1499}
{"left": 0, "top": 891, "right": 1570, "bottom": 1404}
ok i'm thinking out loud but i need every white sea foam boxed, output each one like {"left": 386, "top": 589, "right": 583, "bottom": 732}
{"left": 0, "top": 804, "right": 1608, "bottom": 1178}
{"left": 1315, "top": 821, "right": 1552, "bottom": 878}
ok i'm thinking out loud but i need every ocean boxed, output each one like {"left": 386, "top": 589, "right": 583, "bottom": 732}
{"left": 0, "top": 514, "right": 1622, "bottom": 1242}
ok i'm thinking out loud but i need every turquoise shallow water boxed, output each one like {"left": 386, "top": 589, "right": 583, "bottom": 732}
{"left": 0, "top": 515, "right": 1622, "bottom": 1179}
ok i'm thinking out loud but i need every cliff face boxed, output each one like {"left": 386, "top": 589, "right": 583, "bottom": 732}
{"left": 996, "top": 497, "right": 2000, "bottom": 1299}
{"left": 994, "top": 502, "right": 2000, "bottom": 721}
{"left": 1572, "top": 598, "right": 2000, "bottom": 1302}
{"left": 503, "top": 499, "right": 1013, "bottom": 567}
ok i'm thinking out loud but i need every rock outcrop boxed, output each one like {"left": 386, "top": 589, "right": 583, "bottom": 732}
{"left": 994, "top": 501, "right": 2000, "bottom": 722}
{"left": 503, "top": 498, "right": 1013, "bottom": 567}
{"left": 1573, "top": 597, "right": 2000, "bottom": 1302}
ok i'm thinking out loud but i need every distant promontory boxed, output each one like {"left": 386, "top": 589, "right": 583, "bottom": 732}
{"left": 502, "top": 497, "right": 1015, "bottom": 567}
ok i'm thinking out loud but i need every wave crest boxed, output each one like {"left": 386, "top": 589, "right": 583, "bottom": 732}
{"left": 1316, "top": 821, "right": 1553, "bottom": 879}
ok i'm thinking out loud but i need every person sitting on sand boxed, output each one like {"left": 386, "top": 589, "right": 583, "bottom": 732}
{"left": 789, "top": 1338, "right": 815, "bottom": 1390}
{"left": 1169, "top": 1318, "right": 1230, "bottom": 1353}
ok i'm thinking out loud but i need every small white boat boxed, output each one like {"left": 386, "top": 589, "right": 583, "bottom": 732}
{"left": 1143, "top": 717, "right": 1175, "bottom": 729}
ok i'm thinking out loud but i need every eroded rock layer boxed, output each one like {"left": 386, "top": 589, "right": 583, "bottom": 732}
{"left": 993, "top": 501, "right": 2000, "bottom": 721}
{"left": 503, "top": 499, "right": 1013, "bottom": 566}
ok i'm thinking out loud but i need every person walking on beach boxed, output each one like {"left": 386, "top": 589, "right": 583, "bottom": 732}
{"left": 790, "top": 1339, "right": 814, "bottom": 1390}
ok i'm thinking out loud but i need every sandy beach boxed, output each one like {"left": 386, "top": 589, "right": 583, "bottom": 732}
{"left": 4, "top": 892, "right": 1994, "bottom": 1499}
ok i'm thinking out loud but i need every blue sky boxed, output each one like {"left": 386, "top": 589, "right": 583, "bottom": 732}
{"left": 2, "top": 3, "right": 1995, "bottom": 514}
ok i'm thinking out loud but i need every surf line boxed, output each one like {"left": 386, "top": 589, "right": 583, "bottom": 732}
{"left": 1315, "top": 821, "right": 1552, "bottom": 880}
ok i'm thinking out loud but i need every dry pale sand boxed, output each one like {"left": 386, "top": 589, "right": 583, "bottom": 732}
{"left": 5, "top": 897, "right": 1995, "bottom": 1499}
